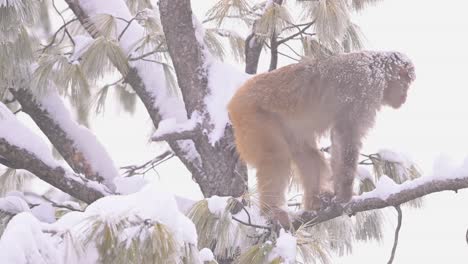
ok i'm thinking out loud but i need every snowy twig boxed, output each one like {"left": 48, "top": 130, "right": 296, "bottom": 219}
{"left": 151, "top": 127, "right": 200, "bottom": 142}
{"left": 40, "top": 195, "right": 84, "bottom": 212}
{"left": 293, "top": 175, "right": 468, "bottom": 229}
{"left": 387, "top": 206, "right": 402, "bottom": 264}
{"left": 232, "top": 215, "right": 271, "bottom": 231}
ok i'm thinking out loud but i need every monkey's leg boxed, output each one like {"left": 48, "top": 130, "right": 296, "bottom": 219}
{"left": 292, "top": 146, "right": 328, "bottom": 211}
{"left": 255, "top": 154, "right": 291, "bottom": 228}
{"left": 256, "top": 155, "right": 291, "bottom": 211}
{"left": 331, "top": 126, "right": 362, "bottom": 203}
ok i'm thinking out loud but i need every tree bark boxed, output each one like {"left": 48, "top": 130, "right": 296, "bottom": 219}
{"left": 0, "top": 138, "right": 107, "bottom": 204}
{"left": 269, "top": 32, "right": 279, "bottom": 71}
{"left": 11, "top": 88, "right": 112, "bottom": 185}
{"left": 159, "top": 0, "right": 247, "bottom": 197}
{"left": 245, "top": 32, "right": 264, "bottom": 74}
{"left": 293, "top": 176, "right": 468, "bottom": 229}
{"left": 65, "top": 0, "right": 247, "bottom": 197}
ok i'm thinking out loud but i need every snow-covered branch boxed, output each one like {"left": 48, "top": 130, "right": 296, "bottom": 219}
{"left": 0, "top": 138, "right": 108, "bottom": 204}
{"left": 11, "top": 88, "right": 118, "bottom": 190}
{"left": 0, "top": 102, "right": 109, "bottom": 203}
{"left": 62, "top": 0, "right": 212, "bottom": 189}
{"left": 293, "top": 174, "right": 468, "bottom": 229}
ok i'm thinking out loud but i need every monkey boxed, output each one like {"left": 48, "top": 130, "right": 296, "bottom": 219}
{"left": 227, "top": 51, "right": 415, "bottom": 215}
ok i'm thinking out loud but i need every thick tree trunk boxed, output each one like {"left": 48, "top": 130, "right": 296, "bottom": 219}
{"left": 159, "top": 0, "right": 247, "bottom": 197}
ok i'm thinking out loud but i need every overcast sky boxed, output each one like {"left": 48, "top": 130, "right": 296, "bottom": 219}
{"left": 89, "top": 1, "right": 468, "bottom": 263}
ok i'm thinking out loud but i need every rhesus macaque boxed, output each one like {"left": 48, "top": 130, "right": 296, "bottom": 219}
{"left": 228, "top": 51, "right": 415, "bottom": 214}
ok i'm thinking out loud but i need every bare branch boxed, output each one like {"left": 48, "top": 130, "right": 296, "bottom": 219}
{"left": 40, "top": 18, "right": 78, "bottom": 53}
{"left": 388, "top": 206, "right": 402, "bottom": 264}
{"left": 120, "top": 150, "right": 174, "bottom": 177}
{"left": 118, "top": 11, "right": 144, "bottom": 41}
{"left": 277, "top": 21, "right": 315, "bottom": 45}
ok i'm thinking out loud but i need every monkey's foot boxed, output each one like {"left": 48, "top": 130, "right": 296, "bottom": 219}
{"left": 268, "top": 207, "right": 292, "bottom": 230}
{"left": 334, "top": 187, "right": 353, "bottom": 204}
{"left": 318, "top": 192, "right": 335, "bottom": 210}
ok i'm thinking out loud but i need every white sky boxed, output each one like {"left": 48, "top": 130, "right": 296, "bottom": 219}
{"left": 87, "top": 0, "right": 468, "bottom": 263}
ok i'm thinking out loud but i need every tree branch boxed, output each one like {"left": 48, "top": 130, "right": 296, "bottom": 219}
{"left": 387, "top": 206, "right": 402, "bottom": 264}
{"left": 277, "top": 21, "right": 315, "bottom": 45}
{"left": 151, "top": 128, "right": 200, "bottom": 142}
{"left": 10, "top": 88, "right": 117, "bottom": 189}
{"left": 0, "top": 138, "right": 108, "bottom": 204}
{"left": 293, "top": 175, "right": 468, "bottom": 229}
{"left": 62, "top": 0, "right": 210, "bottom": 189}
{"left": 120, "top": 150, "right": 174, "bottom": 177}
{"left": 269, "top": 32, "right": 278, "bottom": 71}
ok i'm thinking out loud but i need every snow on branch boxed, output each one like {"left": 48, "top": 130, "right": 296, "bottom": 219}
{"left": 63, "top": 0, "right": 206, "bottom": 184}
{"left": 0, "top": 103, "right": 108, "bottom": 203}
{"left": 11, "top": 88, "right": 118, "bottom": 190}
{"left": 293, "top": 173, "right": 468, "bottom": 229}
{"left": 0, "top": 138, "right": 108, "bottom": 204}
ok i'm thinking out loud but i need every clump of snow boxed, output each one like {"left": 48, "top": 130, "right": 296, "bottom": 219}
{"left": 175, "top": 195, "right": 197, "bottom": 215}
{"left": 31, "top": 203, "right": 56, "bottom": 223}
{"left": 0, "top": 195, "right": 30, "bottom": 214}
{"left": 152, "top": 112, "right": 201, "bottom": 140}
{"left": 269, "top": 229, "right": 297, "bottom": 263}
{"left": 0, "top": 103, "right": 60, "bottom": 168}
{"left": 358, "top": 175, "right": 401, "bottom": 200}
{"left": 354, "top": 154, "right": 468, "bottom": 202}
{"left": 356, "top": 165, "right": 372, "bottom": 181}
{"left": 205, "top": 62, "right": 250, "bottom": 144}
{"left": 378, "top": 149, "right": 413, "bottom": 167}
{"left": 113, "top": 175, "right": 148, "bottom": 195}
{"left": 0, "top": 183, "right": 200, "bottom": 263}
{"left": 0, "top": 212, "right": 60, "bottom": 263}
{"left": 199, "top": 248, "right": 215, "bottom": 262}
{"left": 430, "top": 155, "right": 459, "bottom": 180}
{"left": 207, "top": 195, "right": 231, "bottom": 216}
{"left": 39, "top": 92, "right": 118, "bottom": 190}
{"left": 83, "top": 182, "right": 198, "bottom": 244}
{"left": 177, "top": 140, "right": 202, "bottom": 165}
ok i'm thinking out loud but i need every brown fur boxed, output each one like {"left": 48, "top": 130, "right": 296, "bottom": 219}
{"left": 228, "top": 51, "right": 415, "bottom": 213}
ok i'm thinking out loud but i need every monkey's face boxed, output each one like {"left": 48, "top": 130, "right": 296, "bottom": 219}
{"left": 383, "top": 80, "right": 410, "bottom": 109}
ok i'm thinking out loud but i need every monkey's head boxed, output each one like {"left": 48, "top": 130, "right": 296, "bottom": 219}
{"left": 382, "top": 52, "right": 416, "bottom": 109}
